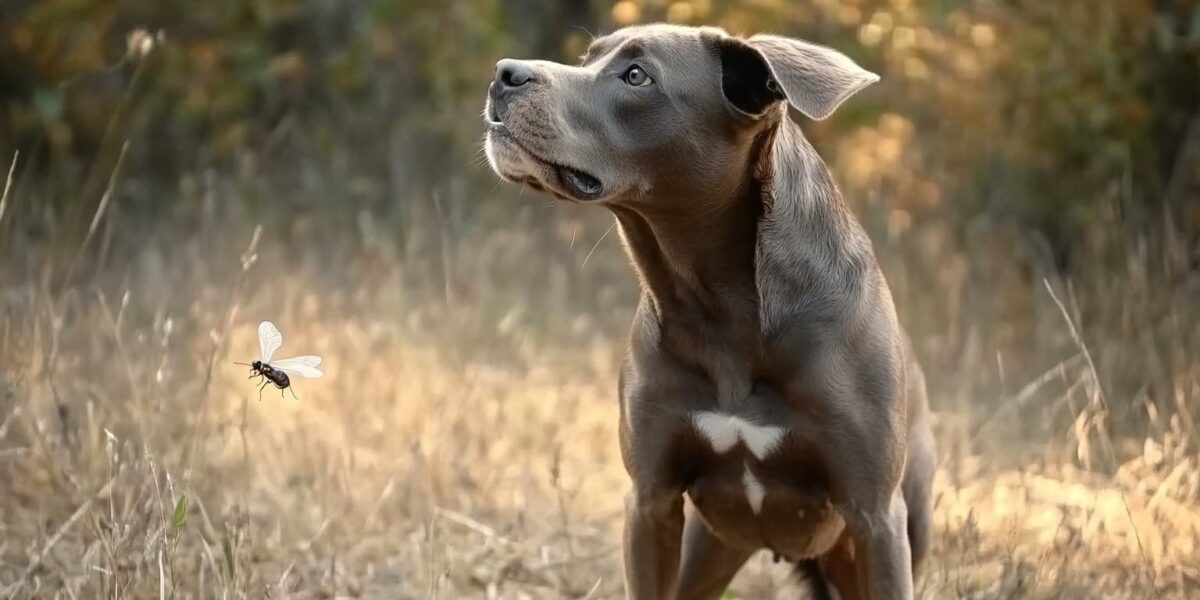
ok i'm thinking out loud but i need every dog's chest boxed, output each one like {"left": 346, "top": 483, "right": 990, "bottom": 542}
{"left": 678, "top": 402, "right": 846, "bottom": 558}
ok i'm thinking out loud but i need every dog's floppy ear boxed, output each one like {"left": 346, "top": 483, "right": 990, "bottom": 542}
{"left": 716, "top": 36, "right": 783, "bottom": 117}
{"left": 717, "top": 34, "right": 878, "bottom": 120}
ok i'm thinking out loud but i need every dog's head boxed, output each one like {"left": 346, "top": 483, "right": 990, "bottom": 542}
{"left": 483, "top": 24, "right": 877, "bottom": 205}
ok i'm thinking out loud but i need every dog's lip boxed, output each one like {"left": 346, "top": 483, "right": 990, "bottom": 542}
{"left": 488, "top": 127, "right": 605, "bottom": 200}
{"left": 485, "top": 104, "right": 503, "bottom": 127}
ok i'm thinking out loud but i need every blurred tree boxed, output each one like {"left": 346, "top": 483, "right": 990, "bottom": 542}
{"left": 501, "top": 0, "right": 596, "bottom": 58}
{"left": 0, "top": 0, "right": 1196, "bottom": 255}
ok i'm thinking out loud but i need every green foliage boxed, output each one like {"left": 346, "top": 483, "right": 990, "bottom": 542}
{"left": 171, "top": 493, "right": 188, "bottom": 536}
{"left": 0, "top": 0, "right": 1196, "bottom": 253}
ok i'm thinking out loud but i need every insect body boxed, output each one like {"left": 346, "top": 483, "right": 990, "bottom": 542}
{"left": 240, "top": 321, "right": 323, "bottom": 399}
{"left": 248, "top": 359, "right": 291, "bottom": 392}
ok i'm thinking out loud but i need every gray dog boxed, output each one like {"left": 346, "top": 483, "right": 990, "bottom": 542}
{"left": 483, "top": 24, "right": 935, "bottom": 600}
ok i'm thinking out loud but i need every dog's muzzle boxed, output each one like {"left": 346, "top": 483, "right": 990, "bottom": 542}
{"left": 483, "top": 59, "right": 605, "bottom": 201}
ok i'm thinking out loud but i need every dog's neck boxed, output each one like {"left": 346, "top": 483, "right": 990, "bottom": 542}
{"left": 608, "top": 182, "right": 761, "bottom": 323}
{"left": 610, "top": 112, "right": 874, "bottom": 334}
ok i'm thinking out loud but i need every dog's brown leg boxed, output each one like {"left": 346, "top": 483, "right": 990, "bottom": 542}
{"left": 902, "top": 358, "right": 936, "bottom": 577}
{"left": 822, "top": 533, "right": 862, "bottom": 600}
{"left": 845, "top": 493, "right": 913, "bottom": 599}
{"left": 674, "top": 513, "right": 753, "bottom": 599}
{"left": 903, "top": 427, "right": 935, "bottom": 577}
{"left": 623, "top": 492, "right": 685, "bottom": 599}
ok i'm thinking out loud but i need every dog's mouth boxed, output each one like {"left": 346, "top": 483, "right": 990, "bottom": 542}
{"left": 556, "top": 165, "right": 603, "bottom": 198}
{"left": 485, "top": 102, "right": 503, "bottom": 127}
{"left": 486, "top": 123, "right": 605, "bottom": 201}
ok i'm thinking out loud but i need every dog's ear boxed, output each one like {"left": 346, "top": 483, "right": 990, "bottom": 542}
{"left": 717, "top": 34, "right": 878, "bottom": 120}
{"left": 715, "top": 36, "right": 783, "bottom": 117}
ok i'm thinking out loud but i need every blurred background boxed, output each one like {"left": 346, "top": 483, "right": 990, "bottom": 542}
{"left": 1, "top": 0, "right": 1198, "bottom": 597}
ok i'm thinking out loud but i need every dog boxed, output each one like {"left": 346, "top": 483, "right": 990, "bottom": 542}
{"left": 483, "top": 24, "right": 935, "bottom": 600}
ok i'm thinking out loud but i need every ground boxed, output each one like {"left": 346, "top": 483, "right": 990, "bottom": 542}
{"left": 1, "top": 214, "right": 1197, "bottom": 599}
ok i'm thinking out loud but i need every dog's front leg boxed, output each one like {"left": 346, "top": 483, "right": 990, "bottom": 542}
{"left": 623, "top": 491, "right": 685, "bottom": 599}
{"left": 843, "top": 492, "right": 913, "bottom": 600}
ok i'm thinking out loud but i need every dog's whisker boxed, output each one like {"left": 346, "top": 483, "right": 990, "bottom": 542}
{"left": 580, "top": 223, "right": 614, "bottom": 270}
{"left": 572, "top": 24, "right": 595, "bottom": 42}
{"left": 480, "top": 178, "right": 504, "bottom": 202}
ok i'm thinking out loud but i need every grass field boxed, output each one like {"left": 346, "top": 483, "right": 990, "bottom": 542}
{"left": 1, "top": 151, "right": 1198, "bottom": 599}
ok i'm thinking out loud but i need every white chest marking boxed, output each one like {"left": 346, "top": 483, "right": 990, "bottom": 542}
{"left": 742, "top": 463, "right": 766, "bottom": 514}
{"left": 691, "top": 411, "right": 786, "bottom": 460}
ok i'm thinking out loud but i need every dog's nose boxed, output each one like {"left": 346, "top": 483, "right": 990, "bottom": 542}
{"left": 494, "top": 59, "right": 534, "bottom": 90}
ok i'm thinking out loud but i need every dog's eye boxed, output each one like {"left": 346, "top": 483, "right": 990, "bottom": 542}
{"left": 623, "top": 65, "right": 653, "bottom": 87}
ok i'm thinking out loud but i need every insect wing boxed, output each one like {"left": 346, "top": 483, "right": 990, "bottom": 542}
{"left": 258, "top": 321, "right": 283, "bottom": 363}
{"left": 269, "top": 355, "right": 323, "bottom": 378}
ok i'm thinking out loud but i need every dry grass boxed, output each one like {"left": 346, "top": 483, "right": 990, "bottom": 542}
{"left": 1, "top": 134, "right": 1199, "bottom": 598}
{"left": 0, "top": 206, "right": 1196, "bottom": 600}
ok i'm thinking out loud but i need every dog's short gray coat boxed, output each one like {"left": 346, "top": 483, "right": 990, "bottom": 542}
{"left": 483, "top": 24, "right": 935, "bottom": 600}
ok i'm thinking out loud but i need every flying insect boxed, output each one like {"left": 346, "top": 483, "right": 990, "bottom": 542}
{"left": 238, "top": 321, "right": 323, "bottom": 399}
